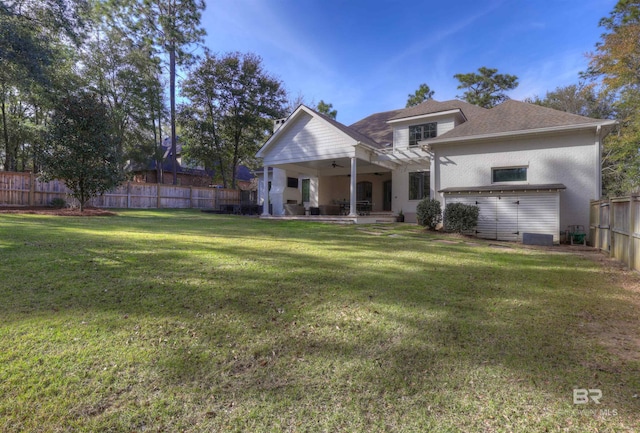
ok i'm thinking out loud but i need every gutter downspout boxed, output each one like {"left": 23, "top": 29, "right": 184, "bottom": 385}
{"left": 595, "top": 125, "right": 602, "bottom": 200}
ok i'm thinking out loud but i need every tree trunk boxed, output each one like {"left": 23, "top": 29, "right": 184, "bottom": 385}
{"left": 1, "top": 82, "right": 12, "bottom": 171}
{"left": 169, "top": 46, "right": 177, "bottom": 185}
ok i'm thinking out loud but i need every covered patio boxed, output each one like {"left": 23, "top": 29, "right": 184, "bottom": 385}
{"left": 255, "top": 104, "right": 430, "bottom": 223}
{"left": 258, "top": 154, "right": 396, "bottom": 220}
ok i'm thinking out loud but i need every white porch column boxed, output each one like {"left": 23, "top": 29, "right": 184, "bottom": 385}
{"left": 262, "top": 165, "right": 270, "bottom": 216}
{"left": 429, "top": 156, "right": 436, "bottom": 200}
{"left": 349, "top": 157, "right": 357, "bottom": 217}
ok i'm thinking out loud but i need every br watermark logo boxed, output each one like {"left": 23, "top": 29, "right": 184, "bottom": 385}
{"left": 573, "top": 388, "right": 618, "bottom": 417}
{"left": 573, "top": 388, "right": 602, "bottom": 405}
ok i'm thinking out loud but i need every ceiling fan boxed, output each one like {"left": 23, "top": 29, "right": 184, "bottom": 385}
{"left": 331, "top": 161, "right": 344, "bottom": 168}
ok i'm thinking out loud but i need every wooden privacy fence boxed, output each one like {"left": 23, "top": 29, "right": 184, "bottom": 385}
{"left": 590, "top": 195, "right": 640, "bottom": 271}
{"left": 0, "top": 171, "right": 245, "bottom": 210}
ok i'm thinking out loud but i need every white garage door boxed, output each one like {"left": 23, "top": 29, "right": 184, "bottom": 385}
{"left": 445, "top": 192, "right": 560, "bottom": 242}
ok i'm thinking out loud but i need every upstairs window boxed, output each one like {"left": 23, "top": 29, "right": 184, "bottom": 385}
{"left": 409, "top": 122, "right": 437, "bottom": 147}
{"left": 492, "top": 167, "right": 527, "bottom": 183}
{"left": 409, "top": 171, "right": 430, "bottom": 200}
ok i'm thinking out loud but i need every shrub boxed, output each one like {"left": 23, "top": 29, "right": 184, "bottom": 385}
{"left": 444, "top": 202, "right": 479, "bottom": 233}
{"left": 50, "top": 198, "right": 67, "bottom": 209}
{"left": 416, "top": 198, "right": 442, "bottom": 229}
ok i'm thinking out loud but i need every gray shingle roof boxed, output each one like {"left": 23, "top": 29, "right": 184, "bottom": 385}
{"left": 349, "top": 109, "right": 403, "bottom": 147}
{"left": 429, "top": 100, "right": 606, "bottom": 142}
{"left": 389, "top": 99, "right": 488, "bottom": 121}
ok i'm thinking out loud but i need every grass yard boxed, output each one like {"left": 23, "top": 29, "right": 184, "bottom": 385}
{"left": 0, "top": 209, "right": 638, "bottom": 432}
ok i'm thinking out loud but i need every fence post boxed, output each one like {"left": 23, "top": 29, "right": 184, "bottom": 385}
{"left": 157, "top": 184, "right": 161, "bottom": 209}
{"left": 608, "top": 198, "right": 614, "bottom": 254}
{"left": 189, "top": 186, "right": 193, "bottom": 208}
{"left": 594, "top": 201, "right": 601, "bottom": 250}
{"left": 629, "top": 196, "right": 636, "bottom": 270}
{"left": 29, "top": 172, "right": 35, "bottom": 206}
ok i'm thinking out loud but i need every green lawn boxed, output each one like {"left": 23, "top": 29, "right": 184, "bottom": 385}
{"left": 0, "top": 210, "right": 638, "bottom": 432}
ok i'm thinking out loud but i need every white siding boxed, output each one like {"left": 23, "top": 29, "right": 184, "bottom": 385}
{"left": 392, "top": 162, "right": 430, "bottom": 222}
{"left": 445, "top": 192, "right": 560, "bottom": 242}
{"left": 437, "top": 117, "right": 456, "bottom": 136}
{"left": 393, "top": 127, "right": 409, "bottom": 149}
{"left": 392, "top": 115, "right": 457, "bottom": 150}
{"left": 263, "top": 113, "right": 356, "bottom": 165}
{"left": 434, "top": 130, "right": 597, "bottom": 232}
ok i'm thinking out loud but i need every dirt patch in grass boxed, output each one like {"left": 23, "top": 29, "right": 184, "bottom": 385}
{"left": 542, "top": 244, "right": 640, "bottom": 364}
{"left": 423, "top": 231, "right": 640, "bottom": 366}
{"left": 0, "top": 206, "right": 116, "bottom": 216}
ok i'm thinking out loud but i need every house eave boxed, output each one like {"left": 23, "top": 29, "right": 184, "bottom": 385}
{"left": 439, "top": 183, "right": 567, "bottom": 194}
{"left": 387, "top": 109, "right": 464, "bottom": 125}
{"left": 422, "top": 120, "right": 618, "bottom": 147}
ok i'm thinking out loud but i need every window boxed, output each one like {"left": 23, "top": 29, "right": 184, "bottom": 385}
{"left": 492, "top": 167, "right": 527, "bottom": 183}
{"left": 287, "top": 177, "right": 299, "bottom": 188}
{"left": 409, "top": 171, "right": 430, "bottom": 200}
{"left": 357, "top": 181, "right": 372, "bottom": 202}
{"left": 409, "top": 122, "right": 437, "bottom": 147}
{"left": 302, "top": 179, "right": 310, "bottom": 202}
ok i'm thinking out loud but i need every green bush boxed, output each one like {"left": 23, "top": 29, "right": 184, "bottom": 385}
{"left": 49, "top": 197, "right": 67, "bottom": 209}
{"left": 444, "top": 202, "right": 479, "bottom": 233}
{"left": 416, "top": 198, "right": 442, "bottom": 229}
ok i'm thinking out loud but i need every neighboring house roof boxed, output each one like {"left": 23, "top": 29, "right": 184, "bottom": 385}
{"left": 162, "top": 136, "right": 183, "bottom": 158}
{"left": 236, "top": 165, "right": 253, "bottom": 182}
{"left": 145, "top": 157, "right": 214, "bottom": 177}
{"left": 349, "top": 109, "right": 403, "bottom": 147}
{"left": 131, "top": 136, "right": 253, "bottom": 181}
{"left": 389, "top": 99, "right": 488, "bottom": 122}
{"left": 428, "top": 100, "right": 614, "bottom": 143}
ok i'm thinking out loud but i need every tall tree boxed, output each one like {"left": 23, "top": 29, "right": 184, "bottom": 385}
{"left": 406, "top": 83, "right": 435, "bottom": 107}
{"left": 585, "top": 0, "right": 640, "bottom": 93}
{"left": 584, "top": 0, "right": 640, "bottom": 196}
{"left": 81, "top": 10, "right": 165, "bottom": 175}
{"left": 108, "top": 0, "right": 206, "bottom": 184}
{"left": 0, "top": 0, "right": 87, "bottom": 171}
{"left": 526, "top": 83, "right": 614, "bottom": 119}
{"left": 454, "top": 66, "right": 518, "bottom": 108}
{"left": 316, "top": 100, "right": 337, "bottom": 119}
{"left": 180, "top": 52, "right": 287, "bottom": 188}
{"left": 39, "top": 92, "right": 124, "bottom": 211}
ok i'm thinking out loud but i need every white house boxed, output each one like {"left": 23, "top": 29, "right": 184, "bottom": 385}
{"left": 255, "top": 99, "right": 616, "bottom": 242}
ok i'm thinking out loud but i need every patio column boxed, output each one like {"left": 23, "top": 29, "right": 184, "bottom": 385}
{"left": 262, "top": 165, "right": 270, "bottom": 216}
{"left": 349, "top": 157, "right": 357, "bottom": 217}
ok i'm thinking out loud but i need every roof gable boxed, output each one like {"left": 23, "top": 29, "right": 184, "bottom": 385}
{"left": 257, "top": 105, "right": 384, "bottom": 160}
{"left": 257, "top": 105, "right": 369, "bottom": 165}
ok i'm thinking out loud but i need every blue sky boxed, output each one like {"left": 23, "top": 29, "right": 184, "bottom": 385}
{"left": 200, "top": 0, "right": 617, "bottom": 125}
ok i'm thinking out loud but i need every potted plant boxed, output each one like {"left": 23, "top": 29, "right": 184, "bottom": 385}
{"left": 397, "top": 209, "right": 404, "bottom": 223}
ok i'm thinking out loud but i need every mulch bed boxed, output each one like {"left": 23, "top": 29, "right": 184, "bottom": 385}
{"left": 0, "top": 206, "right": 116, "bottom": 216}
